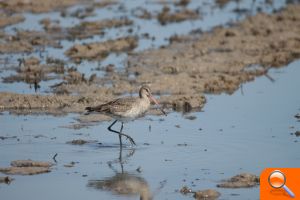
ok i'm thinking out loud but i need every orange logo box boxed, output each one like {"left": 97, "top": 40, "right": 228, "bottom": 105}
{"left": 261, "top": 168, "right": 300, "bottom": 199}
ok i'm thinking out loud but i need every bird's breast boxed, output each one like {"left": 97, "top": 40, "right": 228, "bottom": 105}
{"left": 124, "top": 100, "right": 150, "bottom": 119}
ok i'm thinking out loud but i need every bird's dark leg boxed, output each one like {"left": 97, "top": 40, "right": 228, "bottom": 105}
{"left": 107, "top": 120, "right": 136, "bottom": 146}
{"left": 119, "top": 122, "right": 124, "bottom": 148}
{"left": 118, "top": 122, "right": 123, "bottom": 161}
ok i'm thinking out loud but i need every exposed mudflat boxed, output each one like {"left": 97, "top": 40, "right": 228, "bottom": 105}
{"left": 1, "top": 3, "right": 300, "bottom": 118}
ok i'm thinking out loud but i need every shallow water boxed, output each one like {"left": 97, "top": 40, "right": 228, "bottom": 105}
{"left": 1, "top": 59, "right": 299, "bottom": 199}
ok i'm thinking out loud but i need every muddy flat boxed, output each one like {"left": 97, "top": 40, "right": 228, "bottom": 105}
{"left": 1, "top": 0, "right": 300, "bottom": 200}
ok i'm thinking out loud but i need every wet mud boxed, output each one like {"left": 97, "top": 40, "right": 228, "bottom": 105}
{"left": 0, "top": 13, "right": 24, "bottom": 28}
{"left": 217, "top": 173, "right": 259, "bottom": 188}
{"left": 65, "top": 36, "right": 137, "bottom": 63}
{"left": 66, "top": 139, "right": 98, "bottom": 145}
{"left": 126, "top": 4, "right": 300, "bottom": 109}
{"left": 0, "top": 160, "right": 54, "bottom": 175}
{"left": 180, "top": 186, "right": 221, "bottom": 200}
{"left": 0, "top": 0, "right": 88, "bottom": 13}
{"left": 1, "top": 3, "right": 300, "bottom": 117}
{"left": 157, "top": 6, "right": 199, "bottom": 25}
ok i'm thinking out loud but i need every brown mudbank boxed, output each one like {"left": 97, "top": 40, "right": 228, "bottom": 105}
{"left": 217, "top": 173, "right": 259, "bottom": 188}
{"left": 0, "top": 30, "right": 62, "bottom": 53}
{"left": 3, "top": 57, "right": 64, "bottom": 87}
{"left": 0, "top": 13, "right": 24, "bottom": 28}
{"left": 0, "top": 17, "right": 132, "bottom": 54}
{"left": 0, "top": 160, "right": 54, "bottom": 175}
{"left": 65, "top": 37, "right": 138, "bottom": 63}
{"left": 11, "top": 160, "right": 53, "bottom": 167}
{"left": 194, "top": 189, "right": 221, "bottom": 200}
{"left": 158, "top": 6, "right": 199, "bottom": 25}
{"left": 127, "top": 5, "right": 300, "bottom": 110}
{"left": 180, "top": 186, "right": 221, "bottom": 200}
{"left": 1, "top": 5, "right": 300, "bottom": 116}
{"left": 67, "top": 18, "right": 133, "bottom": 40}
{"left": 0, "top": 0, "right": 88, "bottom": 13}
{"left": 66, "top": 139, "right": 97, "bottom": 145}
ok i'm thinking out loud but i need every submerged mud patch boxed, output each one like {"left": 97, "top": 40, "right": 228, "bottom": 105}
{"left": 0, "top": 160, "right": 54, "bottom": 175}
{"left": 157, "top": 6, "right": 199, "bottom": 25}
{"left": 65, "top": 37, "right": 138, "bottom": 63}
{"left": 180, "top": 186, "right": 221, "bottom": 200}
{"left": 0, "top": 0, "right": 88, "bottom": 13}
{"left": 3, "top": 57, "right": 64, "bottom": 89}
{"left": 66, "top": 139, "right": 98, "bottom": 145}
{"left": 0, "top": 13, "right": 24, "bottom": 28}
{"left": 217, "top": 173, "right": 259, "bottom": 188}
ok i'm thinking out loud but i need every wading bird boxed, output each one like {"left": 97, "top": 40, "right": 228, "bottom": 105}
{"left": 85, "top": 85, "right": 166, "bottom": 147}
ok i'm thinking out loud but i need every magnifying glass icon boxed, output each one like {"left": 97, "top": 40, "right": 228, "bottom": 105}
{"left": 268, "top": 170, "right": 295, "bottom": 198}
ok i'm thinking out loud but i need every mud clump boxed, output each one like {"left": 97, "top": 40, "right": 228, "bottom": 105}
{"left": 66, "top": 139, "right": 97, "bottom": 145}
{"left": 0, "top": 160, "right": 54, "bottom": 175}
{"left": 217, "top": 173, "right": 259, "bottom": 188}
{"left": 1, "top": 17, "right": 133, "bottom": 54}
{"left": 180, "top": 186, "right": 221, "bottom": 200}
{"left": 158, "top": 6, "right": 199, "bottom": 25}
{"left": 175, "top": 0, "right": 191, "bottom": 7}
{"left": 65, "top": 37, "right": 137, "bottom": 63}
{"left": 3, "top": 57, "right": 64, "bottom": 90}
{"left": 194, "top": 189, "right": 221, "bottom": 200}
{"left": 10, "top": 160, "right": 53, "bottom": 168}
{"left": 63, "top": 69, "right": 87, "bottom": 85}
{"left": 66, "top": 18, "right": 133, "bottom": 40}
{"left": 0, "top": 13, "right": 24, "bottom": 28}
{"left": 0, "top": 30, "right": 62, "bottom": 53}
{"left": 295, "top": 131, "right": 300, "bottom": 137}
{"left": 0, "top": 0, "right": 87, "bottom": 13}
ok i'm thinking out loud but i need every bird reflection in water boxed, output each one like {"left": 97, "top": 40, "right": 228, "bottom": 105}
{"left": 87, "top": 148, "right": 153, "bottom": 200}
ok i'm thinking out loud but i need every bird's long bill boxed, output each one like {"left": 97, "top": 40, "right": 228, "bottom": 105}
{"left": 149, "top": 95, "right": 167, "bottom": 116}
